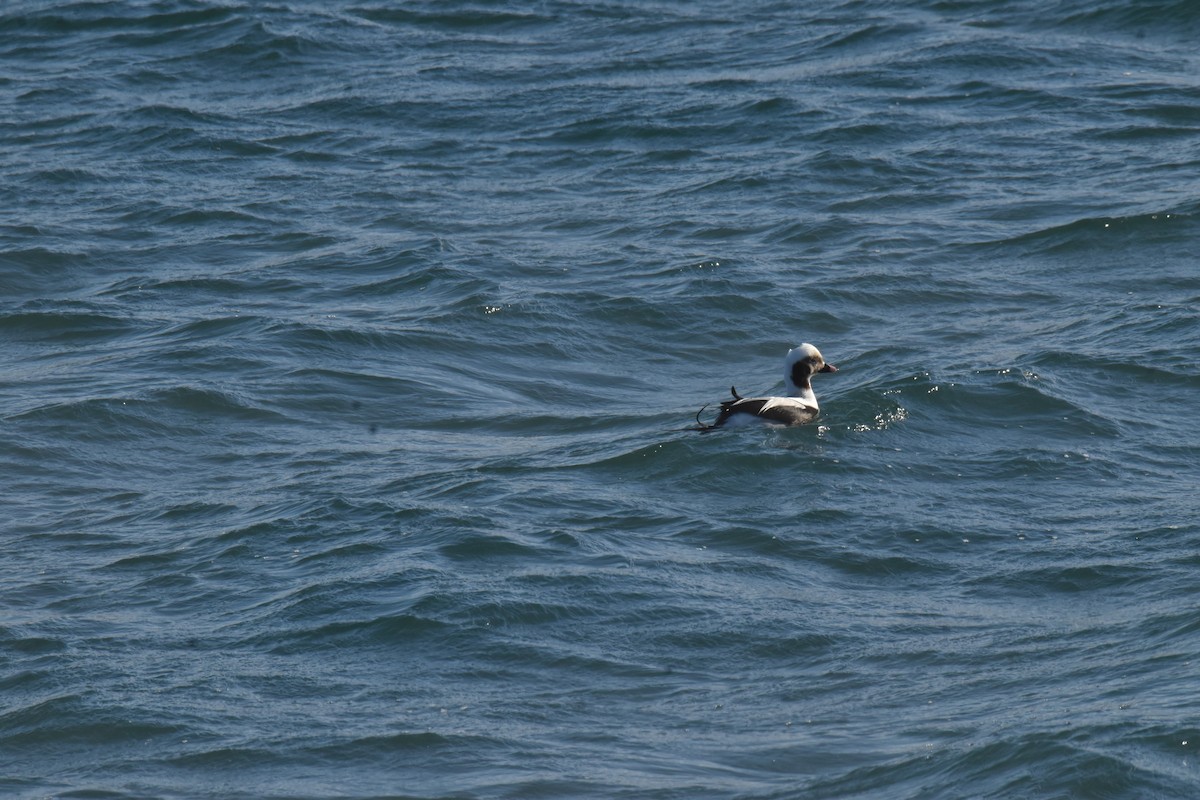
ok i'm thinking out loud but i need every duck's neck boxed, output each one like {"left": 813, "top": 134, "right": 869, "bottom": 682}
{"left": 786, "top": 382, "right": 817, "bottom": 405}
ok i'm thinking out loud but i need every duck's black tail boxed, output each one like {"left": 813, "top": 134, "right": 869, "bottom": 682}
{"left": 693, "top": 386, "right": 745, "bottom": 431}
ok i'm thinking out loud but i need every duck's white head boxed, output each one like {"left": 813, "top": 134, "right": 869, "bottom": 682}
{"left": 783, "top": 343, "right": 837, "bottom": 396}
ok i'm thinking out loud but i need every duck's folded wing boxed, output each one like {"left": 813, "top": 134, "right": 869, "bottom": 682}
{"left": 715, "top": 397, "right": 817, "bottom": 427}
{"left": 759, "top": 402, "right": 818, "bottom": 425}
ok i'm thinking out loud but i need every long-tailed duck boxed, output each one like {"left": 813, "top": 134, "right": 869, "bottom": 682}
{"left": 696, "top": 343, "right": 837, "bottom": 430}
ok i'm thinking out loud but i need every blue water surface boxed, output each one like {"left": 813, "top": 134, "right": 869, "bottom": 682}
{"left": 3, "top": 1, "right": 1200, "bottom": 798}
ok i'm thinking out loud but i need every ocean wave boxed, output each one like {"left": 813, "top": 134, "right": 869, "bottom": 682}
{"left": 803, "top": 727, "right": 1196, "bottom": 799}
{"left": 975, "top": 208, "right": 1197, "bottom": 255}
{"left": 7, "top": 385, "right": 287, "bottom": 441}
{"left": 0, "top": 3, "right": 233, "bottom": 37}
{"left": 0, "top": 306, "right": 139, "bottom": 343}
{"left": 1049, "top": 0, "right": 1200, "bottom": 38}
{"left": 351, "top": 6, "right": 554, "bottom": 32}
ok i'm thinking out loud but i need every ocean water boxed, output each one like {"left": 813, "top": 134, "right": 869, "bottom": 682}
{"left": 3, "top": 1, "right": 1200, "bottom": 798}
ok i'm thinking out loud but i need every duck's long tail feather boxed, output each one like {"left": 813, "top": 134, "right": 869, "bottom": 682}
{"left": 694, "top": 403, "right": 717, "bottom": 431}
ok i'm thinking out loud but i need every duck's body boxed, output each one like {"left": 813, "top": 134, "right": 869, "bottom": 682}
{"left": 698, "top": 344, "right": 837, "bottom": 430}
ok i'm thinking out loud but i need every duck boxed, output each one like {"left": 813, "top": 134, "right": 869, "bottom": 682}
{"left": 696, "top": 343, "right": 837, "bottom": 429}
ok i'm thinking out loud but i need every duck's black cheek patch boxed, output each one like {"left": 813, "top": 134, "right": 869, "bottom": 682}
{"left": 791, "top": 361, "right": 814, "bottom": 386}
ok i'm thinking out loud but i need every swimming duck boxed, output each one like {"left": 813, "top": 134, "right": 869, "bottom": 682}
{"left": 696, "top": 343, "right": 837, "bottom": 429}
